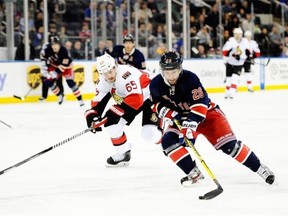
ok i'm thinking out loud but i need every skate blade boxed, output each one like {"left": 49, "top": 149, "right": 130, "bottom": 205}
{"left": 105, "top": 161, "right": 130, "bottom": 168}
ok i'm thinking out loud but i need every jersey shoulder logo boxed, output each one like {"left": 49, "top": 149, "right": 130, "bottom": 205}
{"left": 122, "top": 71, "right": 131, "bottom": 79}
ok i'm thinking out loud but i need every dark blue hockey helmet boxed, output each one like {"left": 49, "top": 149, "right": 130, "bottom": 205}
{"left": 159, "top": 51, "right": 183, "bottom": 70}
{"left": 48, "top": 34, "right": 60, "bottom": 45}
{"left": 123, "top": 34, "right": 134, "bottom": 43}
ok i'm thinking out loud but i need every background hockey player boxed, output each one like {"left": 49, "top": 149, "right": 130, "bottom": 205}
{"left": 149, "top": 51, "right": 275, "bottom": 186}
{"left": 243, "top": 30, "right": 261, "bottom": 92}
{"left": 84, "top": 53, "right": 161, "bottom": 167}
{"left": 106, "top": 34, "right": 146, "bottom": 70}
{"left": 40, "top": 34, "right": 84, "bottom": 106}
{"left": 39, "top": 34, "right": 64, "bottom": 102}
{"left": 222, "top": 28, "right": 250, "bottom": 99}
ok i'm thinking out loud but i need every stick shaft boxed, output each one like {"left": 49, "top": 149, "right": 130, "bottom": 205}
{"left": 0, "top": 120, "right": 12, "bottom": 128}
{"left": 0, "top": 128, "right": 91, "bottom": 176}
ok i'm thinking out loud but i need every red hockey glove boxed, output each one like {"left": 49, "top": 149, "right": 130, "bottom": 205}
{"left": 179, "top": 120, "right": 198, "bottom": 145}
{"left": 84, "top": 109, "right": 102, "bottom": 133}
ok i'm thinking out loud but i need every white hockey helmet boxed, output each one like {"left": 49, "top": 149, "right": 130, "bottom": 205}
{"left": 233, "top": 28, "right": 243, "bottom": 35}
{"left": 244, "top": 30, "right": 252, "bottom": 37}
{"left": 96, "top": 53, "right": 116, "bottom": 74}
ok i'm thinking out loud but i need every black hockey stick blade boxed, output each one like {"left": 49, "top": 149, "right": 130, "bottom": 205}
{"left": 13, "top": 95, "right": 25, "bottom": 101}
{"left": 199, "top": 184, "right": 224, "bottom": 200}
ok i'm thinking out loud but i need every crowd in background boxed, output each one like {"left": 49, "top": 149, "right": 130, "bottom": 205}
{"left": 0, "top": 0, "right": 287, "bottom": 60}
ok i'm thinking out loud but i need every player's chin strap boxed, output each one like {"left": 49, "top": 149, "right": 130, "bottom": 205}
{"left": 174, "top": 119, "right": 224, "bottom": 200}
{"left": 0, "top": 118, "right": 107, "bottom": 176}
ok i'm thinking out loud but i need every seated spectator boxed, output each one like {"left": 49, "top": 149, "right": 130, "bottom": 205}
{"left": 71, "top": 40, "right": 85, "bottom": 60}
{"left": 79, "top": 21, "right": 91, "bottom": 42}
{"left": 64, "top": 40, "right": 73, "bottom": 57}
{"left": 15, "top": 39, "right": 35, "bottom": 60}
{"left": 95, "top": 40, "right": 106, "bottom": 57}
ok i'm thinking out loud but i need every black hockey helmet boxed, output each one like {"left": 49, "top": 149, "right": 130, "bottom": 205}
{"left": 48, "top": 34, "right": 60, "bottom": 45}
{"left": 123, "top": 34, "right": 134, "bottom": 43}
{"left": 159, "top": 51, "right": 183, "bottom": 70}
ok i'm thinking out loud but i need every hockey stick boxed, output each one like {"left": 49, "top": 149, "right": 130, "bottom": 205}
{"left": 0, "top": 118, "right": 107, "bottom": 176}
{"left": 245, "top": 58, "right": 270, "bottom": 67}
{"left": 0, "top": 119, "right": 12, "bottom": 128}
{"left": 174, "top": 120, "right": 223, "bottom": 200}
{"left": 13, "top": 87, "right": 33, "bottom": 101}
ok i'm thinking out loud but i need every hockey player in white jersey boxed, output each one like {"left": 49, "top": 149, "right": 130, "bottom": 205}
{"left": 222, "top": 28, "right": 250, "bottom": 99}
{"left": 243, "top": 30, "right": 261, "bottom": 92}
{"left": 84, "top": 53, "right": 162, "bottom": 167}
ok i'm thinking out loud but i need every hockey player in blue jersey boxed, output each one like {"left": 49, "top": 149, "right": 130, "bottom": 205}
{"left": 149, "top": 51, "right": 275, "bottom": 186}
{"left": 106, "top": 34, "right": 146, "bottom": 70}
{"left": 40, "top": 34, "right": 84, "bottom": 106}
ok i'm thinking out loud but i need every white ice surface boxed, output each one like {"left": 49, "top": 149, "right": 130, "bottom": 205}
{"left": 0, "top": 90, "right": 288, "bottom": 216}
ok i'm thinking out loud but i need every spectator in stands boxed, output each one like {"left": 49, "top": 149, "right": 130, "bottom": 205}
{"left": 79, "top": 21, "right": 91, "bottom": 42}
{"left": 196, "top": 25, "right": 212, "bottom": 50}
{"left": 269, "top": 25, "right": 283, "bottom": 57}
{"left": 34, "top": 11, "right": 44, "bottom": 31}
{"left": 59, "top": 26, "right": 69, "bottom": 44}
{"left": 71, "top": 40, "right": 85, "bottom": 60}
{"left": 257, "top": 27, "right": 270, "bottom": 57}
{"left": 138, "top": 22, "right": 147, "bottom": 47}
{"left": 106, "top": 2, "right": 116, "bottom": 37}
{"left": 14, "top": 39, "right": 35, "bottom": 60}
{"left": 64, "top": 40, "right": 73, "bottom": 57}
{"left": 95, "top": 40, "right": 106, "bottom": 57}
{"left": 242, "top": 13, "right": 254, "bottom": 33}
{"left": 152, "top": 24, "right": 166, "bottom": 44}
{"left": 84, "top": 1, "right": 97, "bottom": 22}
{"left": 105, "top": 38, "right": 114, "bottom": 54}
{"left": 206, "top": 4, "right": 219, "bottom": 39}
{"left": 191, "top": 44, "right": 207, "bottom": 58}
{"left": 32, "top": 26, "right": 44, "bottom": 58}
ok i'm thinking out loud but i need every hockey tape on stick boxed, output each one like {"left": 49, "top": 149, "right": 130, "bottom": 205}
{"left": 174, "top": 119, "right": 223, "bottom": 200}
{"left": 0, "top": 119, "right": 107, "bottom": 176}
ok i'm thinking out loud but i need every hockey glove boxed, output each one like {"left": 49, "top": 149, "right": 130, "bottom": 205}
{"left": 179, "top": 120, "right": 198, "bottom": 145}
{"left": 232, "top": 54, "right": 240, "bottom": 61}
{"left": 158, "top": 107, "right": 180, "bottom": 120}
{"left": 84, "top": 109, "right": 102, "bottom": 133}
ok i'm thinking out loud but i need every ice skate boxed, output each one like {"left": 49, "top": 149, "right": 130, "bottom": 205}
{"left": 257, "top": 164, "right": 275, "bottom": 185}
{"left": 180, "top": 166, "right": 204, "bottom": 186}
{"left": 38, "top": 96, "right": 46, "bottom": 102}
{"left": 58, "top": 93, "right": 64, "bottom": 105}
{"left": 78, "top": 100, "right": 85, "bottom": 107}
{"left": 106, "top": 150, "right": 131, "bottom": 167}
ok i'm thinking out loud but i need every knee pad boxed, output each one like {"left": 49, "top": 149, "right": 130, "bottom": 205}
{"left": 220, "top": 140, "right": 251, "bottom": 163}
{"left": 141, "top": 125, "right": 162, "bottom": 144}
{"left": 162, "top": 130, "right": 181, "bottom": 156}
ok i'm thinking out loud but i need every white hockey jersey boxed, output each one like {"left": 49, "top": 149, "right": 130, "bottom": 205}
{"left": 92, "top": 64, "right": 152, "bottom": 110}
{"left": 247, "top": 39, "right": 261, "bottom": 57}
{"left": 222, "top": 37, "right": 250, "bottom": 66}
